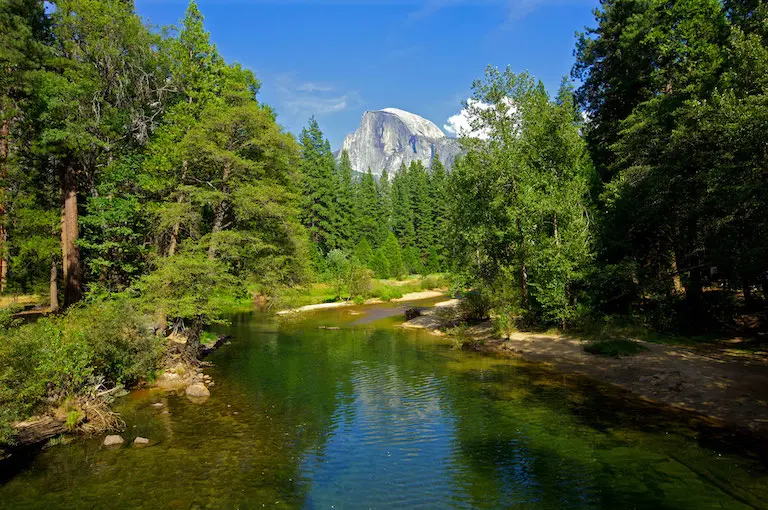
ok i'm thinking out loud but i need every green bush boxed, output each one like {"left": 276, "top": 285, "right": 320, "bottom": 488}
{"left": 459, "top": 290, "right": 492, "bottom": 322}
{"left": 420, "top": 274, "right": 449, "bottom": 290}
{"left": 349, "top": 264, "right": 373, "bottom": 299}
{"left": 376, "top": 285, "right": 404, "bottom": 302}
{"left": 0, "top": 297, "right": 163, "bottom": 444}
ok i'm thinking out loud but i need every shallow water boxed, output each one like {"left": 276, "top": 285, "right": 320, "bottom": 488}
{"left": 2, "top": 302, "right": 768, "bottom": 509}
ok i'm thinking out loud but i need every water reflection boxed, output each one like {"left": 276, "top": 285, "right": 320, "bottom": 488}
{"left": 1, "top": 308, "right": 767, "bottom": 509}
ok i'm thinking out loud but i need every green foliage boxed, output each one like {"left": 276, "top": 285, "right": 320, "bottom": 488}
{"left": 420, "top": 274, "right": 449, "bottom": 290}
{"left": 381, "top": 232, "right": 406, "bottom": 278}
{"left": 583, "top": 339, "right": 649, "bottom": 358}
{"left": 325, "top": 249, "right": 350, "bottom": 300}
{"left": 299, "top": 117, "right": 338, "bottom": 254}
{"left": 370, "top": 248, "right": 390, "bottom": 279}
{"left": 458, "top": 290, "right": 492, "bottom": 322}
{"left": 136, "top": 253, "right": 241, "bottom": 328}
{"left": 0, "top": 297, "right": 163, "bottom": 443}
{"left": 348, "top": 262, "right": 373, "bottom": 299}
{"left": 451, "top": 67, "right": 594, "bottom": 329}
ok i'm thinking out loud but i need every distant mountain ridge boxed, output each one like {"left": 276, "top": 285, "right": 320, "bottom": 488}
{"left": 338, "top": 108, "right": 463, "bottom": 175}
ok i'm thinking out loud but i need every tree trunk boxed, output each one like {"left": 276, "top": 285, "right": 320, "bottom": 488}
{"left": 0, "top": 117, "right": 9, "bottom": 293}
{"left": 61, "top": 162, "right": 82, "bottom": 307}
{"left": 553, "top": 212, "right": 559, "bottom": 247}
{"left": 207, "top": 162, "right": 230, "bottom": 260}
{"left": 670, "top": 252, "right": 684, "bottom": 294}
{"left": 207, "top": 203, "right": 226, "bottom": 260}
{"left": 166, "top": 160, "right": 188, "bottom": 257}
{"left": 49, "top": 260, "right": 58, "bottom": 312}
{"left": 743, "top": 280, "right": 754, "bottom": 308}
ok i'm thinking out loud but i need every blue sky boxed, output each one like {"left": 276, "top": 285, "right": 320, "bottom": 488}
{"left": 134, "top": 0, "right": 599, "bottom": 148}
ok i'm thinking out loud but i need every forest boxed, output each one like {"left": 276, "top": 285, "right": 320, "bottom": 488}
{"left": 0, "top": 0, "right": 766, "bottom": 443}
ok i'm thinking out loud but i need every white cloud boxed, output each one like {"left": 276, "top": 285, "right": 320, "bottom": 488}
{"left": 275, "top": 74, "right": 360, "bottom": 117}
{"left": 444, "top": 97, "right": 516, "bottom": 140}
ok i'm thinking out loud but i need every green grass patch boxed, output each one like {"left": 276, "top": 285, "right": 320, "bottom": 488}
{"left": 583, "top": 339, "right": 649, "bottom": 357}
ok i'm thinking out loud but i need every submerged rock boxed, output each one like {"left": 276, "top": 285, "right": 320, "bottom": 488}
{"left": 103, "top": 435, "right": 124, "bottom": 447}
{"left": 185, "top": 383, "right": 210, "bottom": 399}
{"left": 405, "top": 308, "right": 422, "bottom": 321}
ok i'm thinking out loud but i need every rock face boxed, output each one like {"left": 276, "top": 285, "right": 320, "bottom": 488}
{"left": 339, "top": 108, "right": 462, "bottom": 176}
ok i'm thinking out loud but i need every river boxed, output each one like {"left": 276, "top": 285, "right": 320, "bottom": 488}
{"left": 1, "top": 300, "right": 767, "bottom": 509}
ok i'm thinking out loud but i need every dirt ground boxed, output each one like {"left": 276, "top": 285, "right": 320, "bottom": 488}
{"left": 402, "top": 302, "right": 768, "bottom": 434}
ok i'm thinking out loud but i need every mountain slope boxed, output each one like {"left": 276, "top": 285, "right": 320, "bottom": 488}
{"left": 339, "top": 108, "right": 462, "bottom": 175}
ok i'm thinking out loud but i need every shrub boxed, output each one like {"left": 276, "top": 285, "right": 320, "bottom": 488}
{"left": 0, "top": 297, "right": 163, "bottom": 444}
{"left": 420, "top": 274, "right": 449, "bottom": 290}
{"left": 378, "top": 285, "right": 404, "bottom": 302}
{"left": 349, "top": 264, "right": 373, "bottom": 299}
{"left": 459, "top": 289, "right": 492, "bottom": 322}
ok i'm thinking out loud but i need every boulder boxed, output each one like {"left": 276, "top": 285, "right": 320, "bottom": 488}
{"left": 103, "top": 435, "right": 124, "bottom": 447}
{"left": 185, "top": 383, "right": 210, "bottom": 398}
{"left": 405, "top": 308, "right": 422, "bottom": 321}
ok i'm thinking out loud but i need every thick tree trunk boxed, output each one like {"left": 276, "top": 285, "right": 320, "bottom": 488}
{"left": 61, "top": 163, "right": 82, "bottom": 307}
{"left": 670, "top": 252, "right": 684, "bottom": 294}
{"left": 49, "top": 260, "right": 58, "bottom": 312}
{"left": 0, "top": 117, "right": 9, "bottom": 293}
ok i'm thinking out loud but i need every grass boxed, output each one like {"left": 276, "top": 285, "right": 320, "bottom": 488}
{"left": 0, "top": 294, "right": 43, "bottom": 310}
{"left": 583, "top": 339, "right": 649, "bottom": 357}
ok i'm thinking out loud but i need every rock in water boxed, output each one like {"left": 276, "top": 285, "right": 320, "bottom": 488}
{"left": 133, "top": 437, "right": 150, "bottom": 445}
{"left": 405, "top": 308, "right": 422, "bottom": 321}
{"left": 103, "top": 435, "right": 124, "bottom": 447}
{"left": 185, "top": 383, "right": 211, "bottom": 398}
{"left": 339, "top": 108, "right": 462, "bottom": 176}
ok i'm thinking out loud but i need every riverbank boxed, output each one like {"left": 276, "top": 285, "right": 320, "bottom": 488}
{"left": 401, "top": 301, "right": 768, "bottom": 435}
{"left": 276, "top": 290, "right": 446, "bottom": 315}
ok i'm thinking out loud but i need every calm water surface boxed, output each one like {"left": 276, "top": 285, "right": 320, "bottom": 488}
{"left": 2, "top": 301, "right": 768, "bottom": 509}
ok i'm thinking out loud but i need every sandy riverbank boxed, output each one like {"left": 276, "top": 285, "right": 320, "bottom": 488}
{"left": 276, "top": 290, "right": 446, "bottom": 315}
{"left": 401, "top": 301, "right": 768, "bottom": 434}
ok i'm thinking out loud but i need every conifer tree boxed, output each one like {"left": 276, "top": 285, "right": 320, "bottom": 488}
{"left": 299, "top": 117, "right": 338, "bottom": 255}
{"left": 390, "top": 164, "right": 415, "bottom": 246}
{"left": 381, "top": 232, "right": 406, "bottom": 278}
{"left": 335, "top": 150, "right": 357, "bottom": 249}
{"left": 355, "top": 169, "right": 381, "bottom": 245}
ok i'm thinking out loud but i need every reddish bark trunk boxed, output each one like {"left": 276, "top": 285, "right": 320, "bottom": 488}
{"left": 49, "top": 260, "right": 58, "bottom": 312}
{"left": 61, "top": 163, "right": 82, "bottom": 307}
{"left": 0, "top": 117, "right": 9, "bottom": 293}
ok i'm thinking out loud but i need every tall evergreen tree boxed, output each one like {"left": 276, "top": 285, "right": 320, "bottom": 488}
{"left": 298, "top": 117, "right": 337, "bottom": 255}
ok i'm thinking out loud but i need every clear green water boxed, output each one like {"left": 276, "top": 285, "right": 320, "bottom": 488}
{"left": 2, "top": 302, "right": 768, "bottom": 509}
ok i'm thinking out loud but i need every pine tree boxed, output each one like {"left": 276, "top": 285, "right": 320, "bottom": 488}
{"left": 381, "top": 232, "right": 405, "bottom": 278}
{"left": 145, "top": 0, "right": 224, "bottom": 257}
{"left": 335, "top": 150, "right": 357, "bottom": 249}
{"left": 390, "top": 164, "right": 415, "bottom": 246}
{"left": 407, "top": 160, "right": 433, "bottom": 257}
{"left": 429, "top": 153, "right": 450, "bottom": 270}
{"left": 299, "top": 117, "right": 338, "bottom": 255}
{"left": 353, "top": 237, "right": 374, "bottom": 267}
{"left": 355, "top": 169, "right": 381, "bottom": 245}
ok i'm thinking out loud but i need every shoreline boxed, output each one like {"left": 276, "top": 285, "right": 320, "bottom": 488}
{"left": 401, "top": 302, "right": 768, "bottom": 435}
{"left": 275, "top": 290, "right": 446, "bottom": 315}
